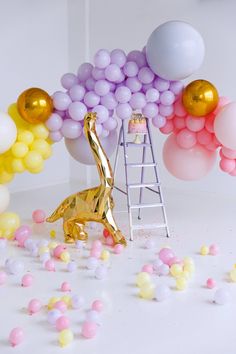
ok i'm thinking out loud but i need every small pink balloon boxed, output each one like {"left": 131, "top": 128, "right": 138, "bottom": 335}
{"left": 221, "top": 147, "right": 236, "bottom": 159}
{"left": 54, "top": 300, "right": 67, "bottom": 313}
{"left": 173, "top": 116, "right": 186, "bottom": 130}
{"left": 32, "top": 209, "right": 46, "bottom": 223}
{"left": 206, "top": 278, "right": 216, "bottom": 289}
{"left": 90, "top": 248, "right": 101, "bottom": 259}
{"left": 54, "top": 245, "right": 67, "bottom": 258}
{"left": 21, "top": 273, "right": 33, "bottom": 287}
{"left": 186, "top": 116, "right": 205, "bottom": 132}
{"left": 159, "top": 248, "right": 175, "bottom": 265}
{"left": 15, "top": 225, "right": 31, "bottom": 247}
{"left": 159, "top": 120, "right": 174, "bottom": 134}
{"left": 56, "top": 316, "right": 70, "bottom": 331}
{"left": 91, "top": 299, "right": 103, "bottom": 312}
{"left": 28, "top": 299, "right": 42, "bottom": 315}
{"left": 174, "top": 99, "right": 187, "bottom": 117}
{"left": 105, "top": 235, "right": 115, "bottom": 246}
{"left": 114, "top": 244, "right": 124, "bottom": 254}
{"left": 92, "top": 240, "right": 103, "bottom": 250}
{"left": 82, "top": 321, "right": 97, "bottom": 339}
{"left": 209, "top": 244, "right": 219, "bottom": 256}
{"left": 213, "top": 96, "right": 231, "bottom": 115}
{"left": 9, "top": 327, "right": 24, "bottom": 347}
{"left": 61, "top": 281, "right": 71, "bottom": 292}
{"left": 219, "top": 158, "right": 235, "bottom": 173}
{"left": 45, "top": 259, "right": 55, "bottom": 272}
{"left": 142, "top": 264, "right": 154, "bottom": 274}
{"left": 197, "top": 129, "right": 212, "bottom": 145}
{"left": 167, "top": 257, "right": 182, "bottom": 267}
{"left": 176, "top": 129, "right": 197, "bottom": 149}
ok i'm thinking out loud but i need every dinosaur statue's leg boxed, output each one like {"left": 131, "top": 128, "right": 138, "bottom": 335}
{"left": 63, "top": 218, "right": 88, "bottom": 243}
{"left": 72, "top": 221, "right": 88, "bottom": 241}
{"left": 102, "top": 208, "right": 127, "bottom": 246}
{"left": 63, "top": 219, "right": 76, "bottom": 243}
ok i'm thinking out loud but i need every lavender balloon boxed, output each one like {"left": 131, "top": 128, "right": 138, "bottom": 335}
{"left": 101, "top": 93, "right": 118, "bottom": 110}
{"left": 103, "top": 117, "right": 118, "bottom": 131}
{"left": 152, "top": 115, "right": 166, "bottom": 128}
{"left": 77, "top": 62, "right": 93, "bottom": 81}
{"left": 127, "top": 50, "right": 147, "bottom": 68}
{"left": 46, "top": 113, "right": 63, "bottom": 131}
{"left": 49, "top": 131, "right": 63, "bottom": 142}
{"left": 53, "top": 91, "right": 71, "bottom": 111}
{"left": 138, "top": 67, "right": 155, "bottom": 84}
{"left": 146, "top": 88, "right": 160, "bottom": 102}
{"left": 94, "top": 49, "right": 111, "bottom": 69}
{"left": 84, "top": 91, "right": 100, "bottom": 107}
{"left": 160, "top": 91, "right": 175, "bottom": 106}
{"left": 125, "top": 77, "right": 142, "bottom": 92}
{"left": 123, "top": 61, "right": 139, "bottom": 77}
{"left": 69, "top": 84, "right": 86, "bottom": 101}
{"left": 115, "top": 86, "right": 131, "bottom": 103}
{"left": 116, "top": 103, "right": 132, "bottom": 119}
{"left": 105, "top": 64, "right": 122, "bottom": 82}
{"left": 61, "top": 119, "right": 82, "bottom": 139}
{"left": 94, "top": 80, "right": 110, "bottom": 96}
{"left": 92, "top": 67, "right": 106, "bottom": 80}
{"left": 129, "top": 92, "right": 146, "bottom": 109}
{"left": 68, "top": 102, "right": 87, "bottom": 121}
{"left": 142, "top": 102, "right": 159, "bottom": 119}
{"left": 61, "top": 73, "right": 77, "bottom": 89}
{"left": 154, "top": 78, "right": 170, "bottom": 92}
{"left": 110, "top": 49, "right": 126, "bottom": 67}
{"left": 93, "top": 105, "right": 109, "bottom": 123}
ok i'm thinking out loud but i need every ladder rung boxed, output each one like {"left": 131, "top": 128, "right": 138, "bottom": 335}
{"left": 126, "top": 163, "right": 156, "bottom": 168}
{"left": 121, "top": 142, "right": 150, "bottom": 147}
{"left": 132, "top": 223, "right": 167, "bottom": 230}
{"left": 130, "top": 203, "right": 163, "bottom": 209}
{"left": 128, "top": 182, "right": 160, "bottom": 188}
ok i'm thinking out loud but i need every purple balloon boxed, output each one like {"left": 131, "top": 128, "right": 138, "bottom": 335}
{"left": 154, "top": 77, "right": 170, "bottom": 92}
{"left": 152, "top": 115, "right": 166, "bottom": 128}
{"left": 115, "top": 86, "right": 131, "bottom": 103}
{"left": 110, "top": 49, "right": 127, "bottom": 68}
{"left": 100, "top": 129, "right": 109, "bottom": 138}
{"left": 159, "top": 104, "right": 174, "bottom": 117}
{"left": 53, "top": 91, "right": 72, "bottom": 111}
{"left": 101, "top": 93, "right": 118, "bottom": 110}
{"left": 93, "top": 105, "right": 109, "bottom": 123}
{"left": 61, "top": 73, "right": 77, "bottom": 89}
{"left": 109, "top": 82, "right": 116, "bottom": 92}
{"left": 85, "top": 77, "right": 96, "bottom": 91}
{"left": 160, "top": 90, "right": 175, "bottom": 106}
{"left": 116, "top": 103, "right": 132, "bottom": 119}
{"left": 65, "top": 130, "right": 117, "bottom": 165}
{"left": 105, "top": 64, "right": 122, "bottom": 82}
{"left": 127, "top": 50, "right": 147, "bottom": 68}
{"left": 61, "top": 119, "right": 82, "bottom": 139}
{"left": 142, "top": 103, "right": 159, "bottom": 119}
{"left": 84, "top": 91, "right": 100, "bottom": 107}
{"left": 77, "top": 63, "right": 93, "bottom": 81}
{"left": 115, "top": 72, "right": 125, "bottom": 83}
{"left": 94, "top": 49, "right": 111, "bottom": 69}
{"left": 169, "top": 81, "right": 184, "bottom": 95}
{"left": 49, "top": 131, "right": 63, "bottom": 142}
{"left": 146, "top": 88, "right": 160, "bottom": 102}
{"left": 69, "top": 84, "right": 86, "bottom": 101}
{"left": 92, "top": 67, "right": 106, "bottom": 80}
{"left": 94, "top": 80, "right": 110, "bottom": 96}
{"left": 54, "top": 110, "right": 66, "bottom": 118}
{"left": 103, "top": 117, "right": 118, "bottom": 131}
{"left": 138, "top": 67, "right": 155, "bottom": 84}
{"left": 125, "top": 77, "right": 142, "bottom": 92}
{"left": 129, "top": 92, "right": 146, "bottom": 109}
{"left": 123, "top": 61, "right": 139, "bottom": 77}
{"left": 95, "top": 123, "right": 102, "bottom": 136}
{"left": 68, "top": 102, "right": 87, "bottom": 121}
{"left": 46, "top": 113, "right": 63, "bottom": 131}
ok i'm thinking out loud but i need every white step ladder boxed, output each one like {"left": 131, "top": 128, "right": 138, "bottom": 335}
{"left": 113, "top": 117, "right": 170, "bottom": 241}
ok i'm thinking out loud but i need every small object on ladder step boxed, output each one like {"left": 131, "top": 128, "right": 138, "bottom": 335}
{"left": 130, "top": 203, "right": 163, "bottom": 209}
{"left": 128, "top": 182, "right": 160, "bottom": 188}
{"left": 132, "top": 223, "right": 167, "bottom": 230}
{"left": 126, "top": 162, "right": 156, "bottom": 168}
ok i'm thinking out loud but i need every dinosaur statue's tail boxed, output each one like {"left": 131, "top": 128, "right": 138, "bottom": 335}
{"left": 46, "top": 198, "right": 70, "bottom": 223}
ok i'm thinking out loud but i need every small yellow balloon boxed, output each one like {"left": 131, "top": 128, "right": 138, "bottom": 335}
{"left": 8, "top": 103, "right": 28, "bottom": 129}
{"left": 11, "top": 142, "right": 29, "bottom": 158}
{"left": 31, "top": 139, "right": 52, "bottom": 159}
{"left": 58, "top": 329, "right": 74, "bottom": 347}
{"left": 170, "top": 264, "right": 183, "bottom": 278}
{"left": 17, "top": 88, "right": 53, "bottom": 124}
{"left": 100, "top": 249, "right": 110, "bottom": 261}
{"left": 60, "top": 251, "right": 70, "bottom": 263}
{"left": 0, "top": 212, "right": 20, "bottom": 238}
{"left": 176, "top": 277, "right": 187, "bottom": 291}
{"left": 136, "top": 272, "right": 151, "bottom": 288}
{"left": 230, "top": 269, "right": 236, "bottom": 282}
{"left": 182, "top": 80, "right": 219, "bottom": 117}
{"left": 48, "top": 296, "right": 60, "bottom": 310}
{"left": 24, "top": 151, "right": 43, "bottom": 170}
{"left": 30, "top": 124, "right": 49, "bottom": 139}
{"left": 0, "top": 168, "right": 14, "bottom": 184}
{"left": 17, "top": 130, "right": 34, "bottom": 145}
{"left": 139, "top": 283, "right": 155, "bottom": 300}
{"left": 200, "top": 245, "right": 209, "bottom": 256}
{"left": 11, "top": 158, "right": 25, "bottom": 173}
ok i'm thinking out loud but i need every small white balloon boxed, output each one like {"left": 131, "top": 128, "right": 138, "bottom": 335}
{"left": 0, "top": 185, "right": 10, "bottom": 214}
{"left": 0, "top": 112, "right": 17, "bottom": 153}
{"left": 213, "top": 288, "right": 230, "bottom": 305}
{"left": 146, "top": 21, "right": 205, "bottom": 80}
{"left": 155, "top": 284, "right": 171, "bottom": 302}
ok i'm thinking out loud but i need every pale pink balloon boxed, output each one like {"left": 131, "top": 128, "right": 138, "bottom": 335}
{"left": 205, "top": 113, "right": 215, "bottom": 133}
{"left": 197, "top": 129, "right": 212, "bottom": 145}
{"left": 229, "top": 168, "right": 236, "bottom": 176}
{"left": 176, "top": 128, "right": 197, "bottom": 149}
{"left": 173, "top": 99, "right": 186, "bottom": 117}
{"left": 221, "top": 147, "right": 236, "bottom": 159}
{"left": 219, "top": 158, "right": 236, "bottom": 173}
{"left": 213, "top": 96, "right": 231, "bottom": 115}
{"left": 163, "top": 134, "right": 216, "bottom": 180}
{"left": 173, "top": 116, "right": 185, "bottom": 130}
{"left": 159, "top": 121, "right": 174, "bottom": 134}
{"left": 186, "top": 115, "right": 205, "bottom": 132}
{"left": 214, "top": 102, "right": 236, "bottom": 150}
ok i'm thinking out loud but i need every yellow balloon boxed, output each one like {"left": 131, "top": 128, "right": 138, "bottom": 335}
{"left": 139, "top": 283, "right": 155, "bottom": 300}
{"left": 58, "top": 329, "right": 74, "bottom": 347}
{"left": 0, "top": 212, "right": 20, "bottom": 238}
{"left": 11, "top": 158, "right": 25, "bottom": 173}
{"left": 31, "top": 139, "right": 52, "bottom": 159}
{"left": 182, "top": 80, "right": 219, "bottom": 116}
{"left": 17, "top": 88, "right": 53, "bottom": 124}
{"left": 11, "top": 142, "right": 29, "bottom": 158}
{"left": 3, "top": 156, "right": 14, "bottom": 174}
{"left": 17, "top": 130, "right": 34, "bottom": 145}
{"left": 24, "top": 151, "right": 43, "bottom": 170}
{"left": 0, "top": 168, "right": 14, "bottom": 184}
{"left": 31, "top": 124, "right": 49, "bottom": 139}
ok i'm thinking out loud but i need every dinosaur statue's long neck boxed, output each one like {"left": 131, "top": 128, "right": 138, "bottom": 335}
{"left": 84, "top": 117, "right": 114, "bottom": 188}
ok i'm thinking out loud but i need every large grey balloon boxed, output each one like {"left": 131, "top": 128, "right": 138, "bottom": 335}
{"left": 65, "top": 130, "right": 118, "bottom": 165}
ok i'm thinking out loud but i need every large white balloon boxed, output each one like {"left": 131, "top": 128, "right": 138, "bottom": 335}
{"left": 0, "top": 112, "right": 17, "bottom": 153}
{"left": 65, "top": 130, "right": 118, "bottom": 165}
{"left": 214, "top": 102, "right": 236, "bottom": 150}
{"left": 0, "top": 184, "right": 10, "bottom": 214}
{"left": 146, "top": 21, "right": 205, "bottom": 80}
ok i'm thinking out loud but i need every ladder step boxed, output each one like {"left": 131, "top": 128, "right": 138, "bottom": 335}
{"left": 130, "top": 203, "right": 163, "bottom": 209}
{"left": 132, "top": 223, "right": 167, "bottom": 230}
{"left": 126, "top": 163, "right": 156, "bottom": 168}
{"left": 121, "top": 142, "right": 151, "bottom": 147}
{"left": 128, "top": 182, "right": 160, "bottom": 188}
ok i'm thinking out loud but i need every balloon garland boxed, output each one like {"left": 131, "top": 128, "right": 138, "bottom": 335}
{"left": 1, "top": 20, "right": 236, "bottom": 236}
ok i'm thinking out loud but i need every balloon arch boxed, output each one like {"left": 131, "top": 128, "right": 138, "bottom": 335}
{"left": 1, "top": 20, "right": 236, "bottom": 235}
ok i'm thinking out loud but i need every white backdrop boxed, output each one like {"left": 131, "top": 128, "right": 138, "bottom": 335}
{"left": 1, "top": 0, "right": 236, "bottom": 198}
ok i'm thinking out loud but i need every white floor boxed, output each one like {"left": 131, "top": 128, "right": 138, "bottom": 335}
{"left": 1, "top": 182, "right": 236, "bottom": 354}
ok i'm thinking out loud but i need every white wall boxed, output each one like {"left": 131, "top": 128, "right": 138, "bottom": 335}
{"left": 0, "top": 0, "right": 70, "bottom": 192}
{"left": 68, "top": 0, "right": 236, "bottom": 198}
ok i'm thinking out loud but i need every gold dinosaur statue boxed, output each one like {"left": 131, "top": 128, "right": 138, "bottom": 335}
{"left": 47, "top": 112, "right": 127, "bottom": 246}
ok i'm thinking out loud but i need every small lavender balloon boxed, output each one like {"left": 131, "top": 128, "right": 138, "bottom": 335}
{"left": 123, "top": 61, "right": 139, "bottom": 77}
{"left": 92, "top": 67, "right": 106, "bottom": 80}
{"left": 146, "top": 88, "right": 160, "bottom": 103}
{"left": 152, "top": 115, "right": 166, "bottom": 128}
{"left": 71, "top": 294, "right": 85, "bottom": 309}
{"left": 67, "top": 261, "right": 77, "bottom": 272}
{"left": 125, "top": 77, "right": 142, "bottom": 92}
{"left": 77, "top": 62, "right": 93, "bottom": 81}
{"left": 101, "top": 93, "right": 118, "bottom": 110}
{"left": 84, "top": 91, "right": 100, "bottom": 107}
{"left": 53, "top": 91, "right": 72, "bottom": 111}
{"left": 159, "top": 104, "right": 174, "bottom": 117}
{"left": 49, "top": 131, "right": 63, "bottom": 142}
{"left": 94, "top": 80, "right": 110, "bottom": 96}
{"left": 105, "top": 64, "right": 122, "bottom": 82}
{"left": 169, "top": 81, "right": 184, "bottom": 95}
{"left": 93, "top": 105, "right": 109, "bottom": 123}
{"left": 160, "top": 91, "right": 175, "bottom": 106}
{"left": 95, "top": 264, "right": 108, "bottom": 279}
{"left": 110, "top": 49, "right": 127, "bottom": 68}
{"left": 129, "top": 92, "right": 146, "bottom": 110}
{"left": 127, "top": 50, "right": 147, "bottom": 68}
{"left": 156, "top": 264, "right": 169, "bottom": 276}
{"left": 86, "top": 310, "right": 101, "bottom": 324}
{"left": 155, "top": 284, "right": 171, "bottom": 302}
{"left": 152, "top": 259, "right": 163, "bottom": 271}
{"left": 46, "top": 113, "right": 63, "bottom": 132}
{"left": 8, "top": 260, "right": 24, "bottom": 275}
{"left": 69, "top": 84, "right": 86, "bottom": 101}
{"left": 61, "top": 73, "right": 77, "bottom": 89}
{"left": 47, "top": 309, "right": 61, "bottom": 325}
{"left": 142, "top": 103, "right": 159, "bottom": 119}
{"left": 154, "top": 78, "right": 170, "bottom": 92}
{"left": 87, "top": 257, "right": 99, "bottom": 270}
{"left": 85, "top": 77, "right": 96, "bottom": 91}
{"left": 116, "top": 103, "right": 132, "bottom": 120}
{"left": 94, "top": 49, "right": 111, "bottom": 69}
{"left": 144, "top": 239, "right": 155, "bottom": 249}
{"left": 138, "top": 67, "right": 155, "bottom": 84}
{"left": 103, "top": 117, "right": 117, "bottom": 131}
{"left": 115, "top": 86, "right": 131, "bottom": 103}
{"left": 61, "top": 119, "right": 82, "bottom": 139}
{"left": 68, "top": 102, "right": 87, "bottom": 121}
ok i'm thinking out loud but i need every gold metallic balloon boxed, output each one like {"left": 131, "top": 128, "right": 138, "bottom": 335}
{"left": 17, "top": 88, "right": 53, "bottom": 124}
{"left": 47, "top": 112, "right": 126, "bottom": 246}
{"left": 182, "top": 80, "right": 219, "bottom": 117}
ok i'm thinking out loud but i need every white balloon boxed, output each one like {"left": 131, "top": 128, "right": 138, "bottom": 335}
{"left": 146, "top": 21, "right": 205, "bottom": 80}
{"left": 0, "top": 184, "right": 10, "bottom": 214}
{"left": 214, "top": 102, "right": 236, "bottom": 150}
{"left": 0, "top": 112, "right": 17, "bottom": 153}
{"left": 65, "top": 130, "right": 117, "bottom": 165}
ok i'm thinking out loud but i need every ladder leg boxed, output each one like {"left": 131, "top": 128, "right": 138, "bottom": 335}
{"left": 146, "top": 120, "right": 170, "bottom": 238}
{"left": 113, "top": 125, "right": 122, "bottom": 181}
{"left": 138, "top": 133, "right": 147, "bottom": 220}
{"left": 121, "top": 120, "right": 133, "bottom": 241}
